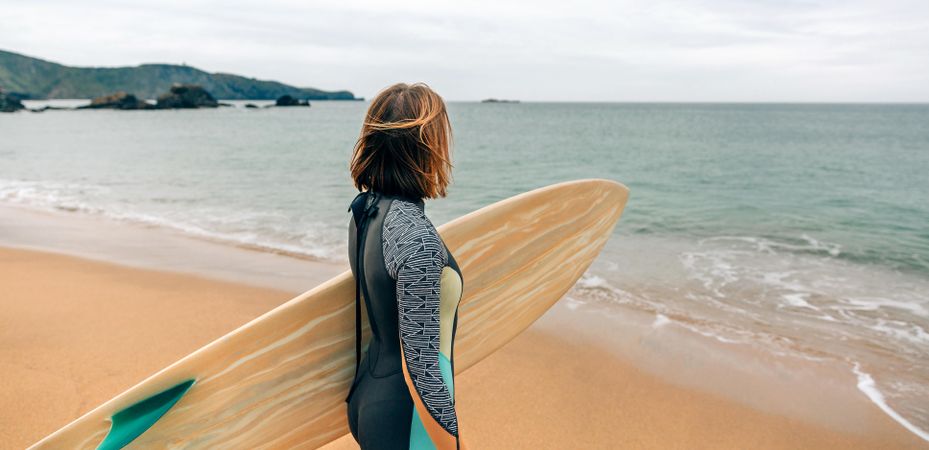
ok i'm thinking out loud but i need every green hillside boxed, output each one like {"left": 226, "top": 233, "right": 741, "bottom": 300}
{"left": 0, "top": 50, "right": 357, "bottom": 100}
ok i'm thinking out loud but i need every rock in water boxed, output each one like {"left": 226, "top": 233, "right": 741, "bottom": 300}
{"left": 0, "top": 91, "right": 25, "bottom": 112}
{"left": 29, "top": 106, "right": 70, "bottom": 113}
{"left": 275, "top": 95, "right": 310, "bottom": 107}
{"left": 156, "top": 84, "right": 219, "bottom": 109}
{"left": 80, "top": 92, "right": 152, "bottom": 110}
{"left": 480, "top": 98, "right": 520, "bottom": 103}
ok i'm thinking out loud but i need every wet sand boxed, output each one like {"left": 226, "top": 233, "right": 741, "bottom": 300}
{"left": 2, "top": 246, "right": 924, "bottom": 449}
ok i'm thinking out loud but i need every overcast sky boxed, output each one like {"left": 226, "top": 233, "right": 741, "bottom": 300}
{"left": 3, "top": 0, "right": 928, "bottom": 101}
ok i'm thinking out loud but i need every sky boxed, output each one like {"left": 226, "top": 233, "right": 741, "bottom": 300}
{"left": 2, "top": 0, "right": 928, "bottom": 102}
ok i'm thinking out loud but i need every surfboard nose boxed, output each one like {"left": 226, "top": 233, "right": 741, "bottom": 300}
{"left": 575, "top": 178, "right": 630, "bottom": 218}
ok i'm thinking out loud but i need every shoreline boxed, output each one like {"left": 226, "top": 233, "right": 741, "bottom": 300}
{"left": 541, "top": 299, "right": 927, "bottom": 442}
{"left": 1, "top": 246, "right": 923, "bottom": 449}
{"left": 0, "top": 202, "right": 346, "bottom": 293}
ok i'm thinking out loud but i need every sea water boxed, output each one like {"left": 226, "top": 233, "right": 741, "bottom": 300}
{"left": 2, "top": 100, "right": 928, "bottom": 440}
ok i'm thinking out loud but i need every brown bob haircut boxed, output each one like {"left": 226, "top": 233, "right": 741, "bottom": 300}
{"left": 349, "top": 82, "right": 453, "bottom": 200}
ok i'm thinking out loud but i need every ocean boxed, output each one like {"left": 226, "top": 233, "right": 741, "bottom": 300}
{"left": 2, "top": 100, "right": 928, "bottom": 441}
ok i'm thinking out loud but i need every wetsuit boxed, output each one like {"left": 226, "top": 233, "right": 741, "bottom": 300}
{"left": 345, "top": 190, "right": 464, "bottom": 450}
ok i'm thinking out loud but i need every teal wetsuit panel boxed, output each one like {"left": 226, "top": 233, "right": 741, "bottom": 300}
{"left": 409, "top": 410, "right": 437, "bottom": 450}
{"left": 439, "top": 353, "right": 454, "bottom": 398}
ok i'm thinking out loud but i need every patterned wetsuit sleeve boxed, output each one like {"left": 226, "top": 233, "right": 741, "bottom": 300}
{"left": 383, "top": 200, "right": 460, "bottom": 439}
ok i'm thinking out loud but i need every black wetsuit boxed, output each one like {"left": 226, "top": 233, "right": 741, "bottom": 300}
{"left": 345, "top": 191, "right": 464, "bottom": 450}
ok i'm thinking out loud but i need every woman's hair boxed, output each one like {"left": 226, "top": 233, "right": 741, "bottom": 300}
{"left": 349, "top": 82, "right": 453, "bottom": 199}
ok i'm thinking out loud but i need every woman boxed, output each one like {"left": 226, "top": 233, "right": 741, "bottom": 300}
{"left": 345, "top": 83, "right": 467, "bottom": 450}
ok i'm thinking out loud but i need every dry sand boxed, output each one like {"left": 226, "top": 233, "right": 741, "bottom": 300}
{"left": 1, "top": 246, "right": 924, "bottom": 449}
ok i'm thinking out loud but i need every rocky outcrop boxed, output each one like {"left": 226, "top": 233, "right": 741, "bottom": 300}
{"left": 274, "top": 95, "right": 310, "bottom": 107}
{"left": 79, "top": 92, "right": 153, "bottom": 110}
{"left": 0, "top": 90, "right": 25, "bottom": 112}
{"left": 155, "top": 84, "right": 218, "bottom": 109}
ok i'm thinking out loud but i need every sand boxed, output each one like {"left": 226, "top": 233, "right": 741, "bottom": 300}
{"left": 1, "top": 246, "right": 925, "bottom": 450}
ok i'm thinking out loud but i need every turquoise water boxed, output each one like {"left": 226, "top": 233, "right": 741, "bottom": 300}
{"left": 2, "top": 100, "right": 928, "bottom": 439}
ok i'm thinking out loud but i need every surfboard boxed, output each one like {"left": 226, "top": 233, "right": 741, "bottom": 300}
{"left": 30, "top": 178, "right": 629, "bottom": 449}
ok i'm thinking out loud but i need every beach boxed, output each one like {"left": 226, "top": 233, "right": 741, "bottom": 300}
{"left": 4, "top": 0, "right": 929, "bottom": 444}
{"left": 1, "top": 205, "right": 925, "bottom": 449}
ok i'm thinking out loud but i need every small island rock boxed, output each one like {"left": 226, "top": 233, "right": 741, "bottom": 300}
{"left": 156, "top": 84, "right": 218, "bottom": 109}
{"left": 275, "top": 95, "right": 310, "bottom": 107}
{"left": 79, "top": 92, "right": 153, "bottom": 110}
{"left": 0, "top": 90, "right": 26, "bottom": 112}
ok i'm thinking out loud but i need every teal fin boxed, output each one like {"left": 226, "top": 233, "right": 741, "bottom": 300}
{"left": 97, "top": 379, "right": 195, "bottom": 450}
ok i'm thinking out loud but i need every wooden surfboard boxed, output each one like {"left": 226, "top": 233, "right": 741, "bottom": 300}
{"left": 30, "top": 178, "right": 629, "bottom": 449}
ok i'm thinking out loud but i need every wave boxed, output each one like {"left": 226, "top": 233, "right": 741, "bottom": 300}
{"left": 852, "top": 363, "right": 929, "bottom": 442}
{"left": 567, "top": 235, "right": 929, "bottom": 441}
{"left": 0, "top": 178, "right": 343, "bottom": 261}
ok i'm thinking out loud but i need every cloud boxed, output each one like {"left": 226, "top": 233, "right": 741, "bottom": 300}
{"left": 2, "top": 0, "right": 927, "bottom": 101}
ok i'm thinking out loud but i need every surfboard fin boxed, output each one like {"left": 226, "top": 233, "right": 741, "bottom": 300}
{"left": 96, "top": 379, "right": 195, "bottom": 450}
